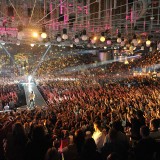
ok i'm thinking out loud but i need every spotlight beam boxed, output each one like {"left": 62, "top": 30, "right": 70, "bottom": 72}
{"left": 32, "top": 45, "right": 51, "bottom": 76}
{"left": 35, "top": 0, "right": 67, "bottom": 25}
{"left": 57, "top": 55, "right": 141, "bottom": 74}
{"left": 0, "top": 44, "right": 20, "bottom": 75}
{"left": 8, "top": 0, "right": 24, "bottom": 24}
{"left": 29, "top": 0, "right": 37, "bottom": 24}
{"left": 135, "top": 64, "right": 160, "bottom": 73}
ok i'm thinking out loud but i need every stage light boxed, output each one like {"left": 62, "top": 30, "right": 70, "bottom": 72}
{"left": 62, "top": 28, "right": 68, "bottom": 40}
{"left": 30, "top": 43, "right": 35, "bottom": 47}
{"left": 100, "top": 36, "right": 105, "bottom": 42}
{"left": 74, "top": 34, "right": 79, "bottom": 43}
{"left": 82, "top": 35, "right": 88, "bottom": 41}
{"left": 81, "top": 29, "right": 88, "bottom": 41}
{"left": 138, "top": 39, "right": 141, "bottom": 44}
{"left": 93, "top": 36, "right": 97, "bottom": 41}
{"left": 70, "top": 44, "right": 73, "bottom": 47}
{"left": 106, "top": 39, "right": 112, "bottom": 45}
{"left": 45, "top": 42, "right": 51, "bottom": 47}
{"left": 124, "top": 58, "right": 129, "bottom": 64}
{"left": 74, "top": 38, "right": 79, "bottom": 43}
{"left": 146, "top": 40, "right": 151, "bottom": 47}
{"left": 91, "top": 39, "right": 96, "bottom": 44}
{"left": 121, "top": 41, "right": 125, "bottom": 46}
{"left": 149, "top": 47, "right": 152, "bottom": 52}
{"left": 32, "top": 32, "right": 38, "bottom": 38}
{"left": 45, "top": 44, "right": 48, "bottom": 47}
{"left": 117, "top": 32, "right": 121, "bottom": 43}
{"left": 117, "top": 38, "right": 121, "bottom": 43}
{"left": 16, "top": 41, "right": 20, "bottom": 45}
{"left": 123, "top": 47, "right": 127, "bottom": 50}
{"left": 28, "top": 84, "right": 32, "bottom": 92}
{"left": 62, "top": 34, "right": 68, "bottom": 40}
{"left": 57, "top": 36, "right": 62, "bottom": 42}
{"left": 41, "top": 32, "right": 47, "bottom": 39}
{"left": 100, "top": 32, "right": 105, "bottom": 42}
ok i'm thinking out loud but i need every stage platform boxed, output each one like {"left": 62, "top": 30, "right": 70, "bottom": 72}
{"left": 23, "top": 82, "right": 47, "bottom": 107}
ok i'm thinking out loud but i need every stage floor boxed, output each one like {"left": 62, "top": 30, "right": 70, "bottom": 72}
{"left": 23, "top": 83, "right": 47, "bottom": 107}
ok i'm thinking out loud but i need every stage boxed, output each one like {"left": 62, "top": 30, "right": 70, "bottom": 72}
{"left": 23, "top": 82, "right": 47, "bottom": 108}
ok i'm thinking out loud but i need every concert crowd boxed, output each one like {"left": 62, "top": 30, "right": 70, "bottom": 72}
{"left": 0, "top": 50, "right": 160, "bottom": 160}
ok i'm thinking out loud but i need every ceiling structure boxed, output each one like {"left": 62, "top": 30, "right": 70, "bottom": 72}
{"left": 0, "top": 0, "right": 159, "bottom": 45}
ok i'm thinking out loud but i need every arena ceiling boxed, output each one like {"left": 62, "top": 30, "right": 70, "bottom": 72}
{"left": 0, "top": 0, "right": 159, "bottom": 45}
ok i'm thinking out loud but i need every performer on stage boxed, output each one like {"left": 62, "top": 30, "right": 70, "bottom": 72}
{"left": 29, "top": 91, "right": 35, "bottom": 108}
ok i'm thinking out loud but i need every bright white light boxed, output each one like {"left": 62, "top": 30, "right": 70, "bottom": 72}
{"left": 70, "top": 44, "right": 73, "bottom": 47}
{"left": 62, "top": 34, "right": 68, "bottom": 40}
{"left": 31, "top": 43, "right": 35, "bottom": 47}
{"left": 57, "top": 37, "right": 62, "bottom": 42}
{"left": 82, "top": 35, "right": 88, "bottom": 41}
{"left": 16, "top": 41, "right": 20, "bottom": 45}
{"left": 133, "top": 47, "right": 136, "bottom": 50}
{"left": 146, "top": 40, "right": 151, "bottom": 47}
{"left": 32, "top": 32, "right": 39, "bottom": 38}
{"left": 123, "top": 47, "right": 127, "bottom": 50}
{"left": 117, "top": 38, "right": 122, "bottom": 43}
{"left": 28, "top": 84, "right": 32, "bottom": 92}
{"left": 41, "top": 32, "right": 47, "bottom": 39}
{"left": 149, "top": 47, "right": 152, "bottom": 52}
{"left": 28, "top": 75, "right": 32, "bottom": 83}
{"left": 124, "top": 58, "right": 129, "bottom": 64}
{"left": 45, "top": 42, "right": 51, "bottom": 47}
{"left": 74, "top": 38, "right": 79, "bottom": 43}
{"left": 93, "top": 36, "right": 97, "bottom": 41}
{"left": 100, "top": 36, "right": 105, "bottom": 42}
